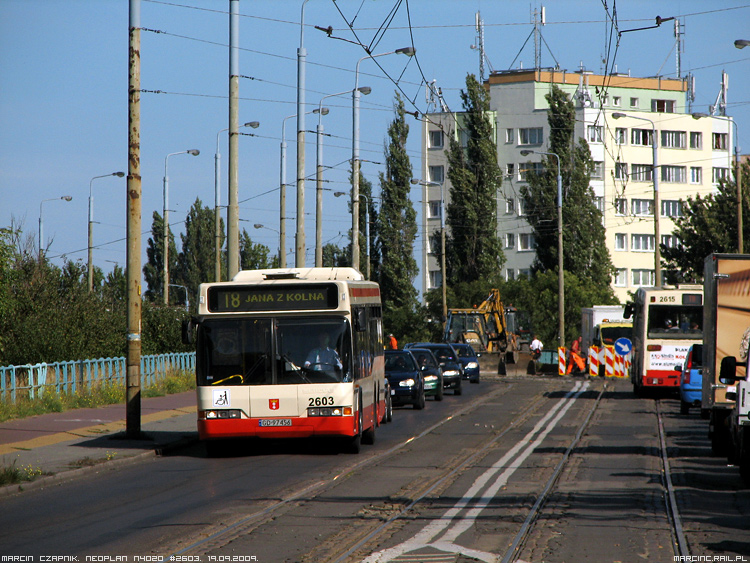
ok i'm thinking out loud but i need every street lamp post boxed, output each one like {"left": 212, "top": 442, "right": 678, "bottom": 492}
{"left": 521, "top": 149, "right": 564, "bottom": 347}
{"left": 253, "top": 223, "right": 282, "bottom": 265}
{"left": 612, "top": 112, "right": 660, "bottom": 284}
{"left": 163, "top": 149, "right": 200, "bottom": 305}
{"left": 693, "top": 112, "right": 742, "bottom": 252}
{"left": 39, "top": 195, "right": 73, "bottom": 255}
{"left": 313, "top": 102, "right": 331, "bottom": 267}
{"left": 352, "top": 46, "right": 415, "bottom": 271}
{"left": 296, "top": 0, "right": 311, "bottom": 268}
{"left": 88, "top": 172, "right": 125, "bottom": 291}
{"left": 335, "top": 191, "right": 371, "bottom": 278}
{"left": 215, "top": 122, "right": 259, "bottom": 282}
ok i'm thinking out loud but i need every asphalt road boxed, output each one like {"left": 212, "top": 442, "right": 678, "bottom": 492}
{"left": 1, "top": 376, "right": 749, "bottom": 562}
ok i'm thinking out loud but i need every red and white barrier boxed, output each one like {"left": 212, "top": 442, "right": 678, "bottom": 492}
{"left": 588, "top": 346, "right": 599, "bottom": 377}
{"left": 558, "top": 347, "right": 566, "bottom": 376}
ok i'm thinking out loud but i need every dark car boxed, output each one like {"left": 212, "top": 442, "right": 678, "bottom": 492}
{"left": 451, "top": 343, "right": 481, "bottom": 383}
{"left": 676, "top": 343, "right": 703, "bottom": 415}
{"left": 404, "top": 342, "right": 462, "bottom": 395}
{"left": 384, "top": 350, "right": 425, "bottom": 410}
{"left": 408, "top": 348, "right": 444, "bottom": 401}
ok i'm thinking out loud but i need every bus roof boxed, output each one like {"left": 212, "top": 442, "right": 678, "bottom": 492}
{"left": 232, "top": 267, "right": 364, "bottom": 282}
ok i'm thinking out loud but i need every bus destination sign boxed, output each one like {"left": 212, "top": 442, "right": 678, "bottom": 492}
{"left": 208, "top": 283, "right": 339, "bottom": 312}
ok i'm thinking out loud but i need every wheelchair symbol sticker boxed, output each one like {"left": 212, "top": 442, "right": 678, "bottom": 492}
{"left": 213, "top": 389, "right": 230, "bottom": 407}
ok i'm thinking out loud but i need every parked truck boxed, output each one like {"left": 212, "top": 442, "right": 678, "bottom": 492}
{"left": 702, "top": 254, "right": 750, "bottom": 470}
{"left": 580, "top": 306, "right": 631, "bottom": 376}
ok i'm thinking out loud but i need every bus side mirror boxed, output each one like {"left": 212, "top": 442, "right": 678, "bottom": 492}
{"left": 182, "top": 317, "right": 197, "bottom": 345}
{"left": 623, "top": 303, "right": 633, "bottom": 319}
{"left": 354, "top": 308, "right": 366, "bottom": 332}
{"left": 719, "top": 355, "right": 737, "bottom": 384}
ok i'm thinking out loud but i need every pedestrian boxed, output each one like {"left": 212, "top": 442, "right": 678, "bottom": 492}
{"left": 567, "top": 336, "right": 584, "bottom": 374}
{"left": 387, "top": 333, "right": 398, "bottom": 350}
{"left": 530, "top": 334, "right": 543, "bottom": 359}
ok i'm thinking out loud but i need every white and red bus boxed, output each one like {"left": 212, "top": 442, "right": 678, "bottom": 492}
{"left": 626, "top": 285, "right": 703, "bottom": 395}
{"left": 187, "top": 268, "right": 387, "bottom": 455}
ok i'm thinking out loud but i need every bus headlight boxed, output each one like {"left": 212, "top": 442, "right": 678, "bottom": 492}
{"left": 202, "top": 409, "right": 241, "bottom": 419}
{"left": 399, "top": 378, "right": 416, "bottom": 387}
{"left": 308, "top": 407, "right": 344, "bottom": 417}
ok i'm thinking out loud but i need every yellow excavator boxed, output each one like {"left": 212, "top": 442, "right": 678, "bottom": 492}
{"left": 443, "top": 289, "right": 522, "bottom": 374}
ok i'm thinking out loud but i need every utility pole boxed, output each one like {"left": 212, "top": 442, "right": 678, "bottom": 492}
{"left": 126, "top": 0, "right": 142, "bottom": 438}
{"left": 227, "top": 0, "right": 240, "bottom": 278}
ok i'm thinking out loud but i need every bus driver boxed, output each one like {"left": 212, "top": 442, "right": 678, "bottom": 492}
{"left": 304, "top": 332, "right": 343, "bottom": 372}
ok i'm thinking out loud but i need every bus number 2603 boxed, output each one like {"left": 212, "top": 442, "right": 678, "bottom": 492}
{"left": 309, "top": 396, "right": 335, "bottom": 406}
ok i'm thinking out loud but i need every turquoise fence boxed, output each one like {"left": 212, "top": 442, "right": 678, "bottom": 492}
{"left": 0, "top": 352, "right": 195, "bottom": 403}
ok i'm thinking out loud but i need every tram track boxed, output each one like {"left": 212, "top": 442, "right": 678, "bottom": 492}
{"left": 165, "top": 380, "right": 551, "bottom": 559}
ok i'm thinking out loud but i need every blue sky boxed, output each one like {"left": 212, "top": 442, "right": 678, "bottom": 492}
{"left": 2, "top": 0, "right": 749, "bottom": 287}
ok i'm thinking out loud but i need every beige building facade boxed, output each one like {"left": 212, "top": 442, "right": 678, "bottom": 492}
{"left": 420, "top": 69, "right": 733, "bottom": 303}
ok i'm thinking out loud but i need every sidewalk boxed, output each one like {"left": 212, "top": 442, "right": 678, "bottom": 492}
{"left": 0, "top": 391, "right": 199, "bottom": 494}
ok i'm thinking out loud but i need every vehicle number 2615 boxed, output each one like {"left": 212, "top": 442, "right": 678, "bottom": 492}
{"left": 308, "top": 396, "right": 335, "bottom": 406}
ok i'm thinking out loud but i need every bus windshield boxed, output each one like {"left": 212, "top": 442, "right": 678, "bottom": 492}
{"left": 646, "top": 305, "right": 703, "bottom": 340}
{"left": 197, "top": 317, "right": 351, "bottom": 386}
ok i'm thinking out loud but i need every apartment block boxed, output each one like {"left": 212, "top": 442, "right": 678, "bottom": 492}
{"left": 420, "top": 68, "right": 733, "bottom": 303}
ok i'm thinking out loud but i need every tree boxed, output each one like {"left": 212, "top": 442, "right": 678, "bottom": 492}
{"left": 375, "top": 93, "right": 423, "bottom": 338}
{"left": 239, "top": 229, "right": 276, "bottom": 270}
{"left": 174, "top": 198, "right": 216, "bottom": 307}
{"left": 662, "top": 161, "right": 750, "bottom": 282}
{"left": 322, "top": 243, "right": 348, "bottom": 267}
{"left": 444, "top": 73, "right": 505, "bottom": 285}
{"left": 143, "top": 211, "right": 177, "bottom": 302}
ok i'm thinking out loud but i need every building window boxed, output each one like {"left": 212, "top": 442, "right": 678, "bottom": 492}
{"left": 713, "top": 167, "right": 729, "bottom": 183}
{"left": 632, "top": 199, "right": 654, "bottom": 216}
{"left": 428, "top": 270, "right": 442, "bottom": 289}
{"left": 713, "top": 133, "right": 728, "bottom": 150}
{"left": 594, "top": 197, "right": 605, "bottom": 213}
{"left": 631, "top": 129, "right": 653, "bottom": 147}
{"left": 506, "top": 269, "right": 515, "bottom": 281}
{"left": 615, "top": 233, "right": 628, "bottom": 251}
{"left": 428, "top": 130, "right": 444, "bottom": 148}
{"left": 615, "top": 128, "right": 627, "bottom": 145}
{"left": 505, "top": 128, "right": 514, "bottom": 144}
{"left": 505, "top": 233, "right": 515, "bottom": 248}
{"left": 592, "top": 161, "right": 604, "bottom": 179}
{"left": 614, "top": 269, "right": 627, "bottom": 286}
{"left": 690, "top": 167, "right": 703, "bottom": 184}
{"left": 505, "top": 198, "right": 515, "bottom": 214}
{"left": 632, "top": 164, "right": 653, "bottom": 182}
{"left": 429, "top": 165, "right": 444, "bottom": 184}
{"left": 519, "top": 127, "right": 543, "bottom": 145}
{"left": 632, "top": 269, "right": 655, "bottom": 286}
{"left": 632, "top": 234, "right": 655, "bottom": 251}
{"left": 652, "top": 99, "right": 675, "bottom": 113}
{"left": 630, "top": 97, "right": 639, "bottom": 108}
{"left": 506, "top": 163, "right": 515, "bottom": 179}
{"left": 661, "top": 200, "right": 683, "bottom": 218}
{"left": 587, "top": 125, "right": 603, "bottom": 143}
{"left": 518, "top": 199, "right": 528, "bottom": 217}
{"left": 662, "top": 235, "right": 680, "bottom": 249}
{"left": 661, "top": 165, "right": 686, "bottom": 183}
{"left": 459, "top": 129, "right": 470, "bottom": 148}
{"left": 614, "top": 162, "right": 628, "bottom": 180}
{"left": 661, "top": 130, "right": 686, "bottom": 149}
{"left": 428, "top": 200, "right": 442, "bottom": 219}
{"left": 690, "top": 131, "right": 702, "bottom": 149}
{"left": 519, "top": 269, "right": 531, "bottom": 279}
{"left": 519, "top": 233, "right": 535, "bottom": 251}
{"left": 519, "top": 161, "right": 544, "bottom": 181}
{"left": 614, "top": 198, "right": 627, "bottom": 215}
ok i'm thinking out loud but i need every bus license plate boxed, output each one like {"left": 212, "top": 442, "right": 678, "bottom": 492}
{"left": 259, "top": 419, "right": 292, "bottom": 427}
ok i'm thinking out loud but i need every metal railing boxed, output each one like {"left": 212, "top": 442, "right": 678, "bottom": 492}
{"left": 0, "top": 352, "right": 195, "bottom": 403}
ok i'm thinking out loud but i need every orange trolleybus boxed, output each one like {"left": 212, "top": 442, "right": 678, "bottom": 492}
{"left": 187, "top": 267, "right": 386, "bottom": 455}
